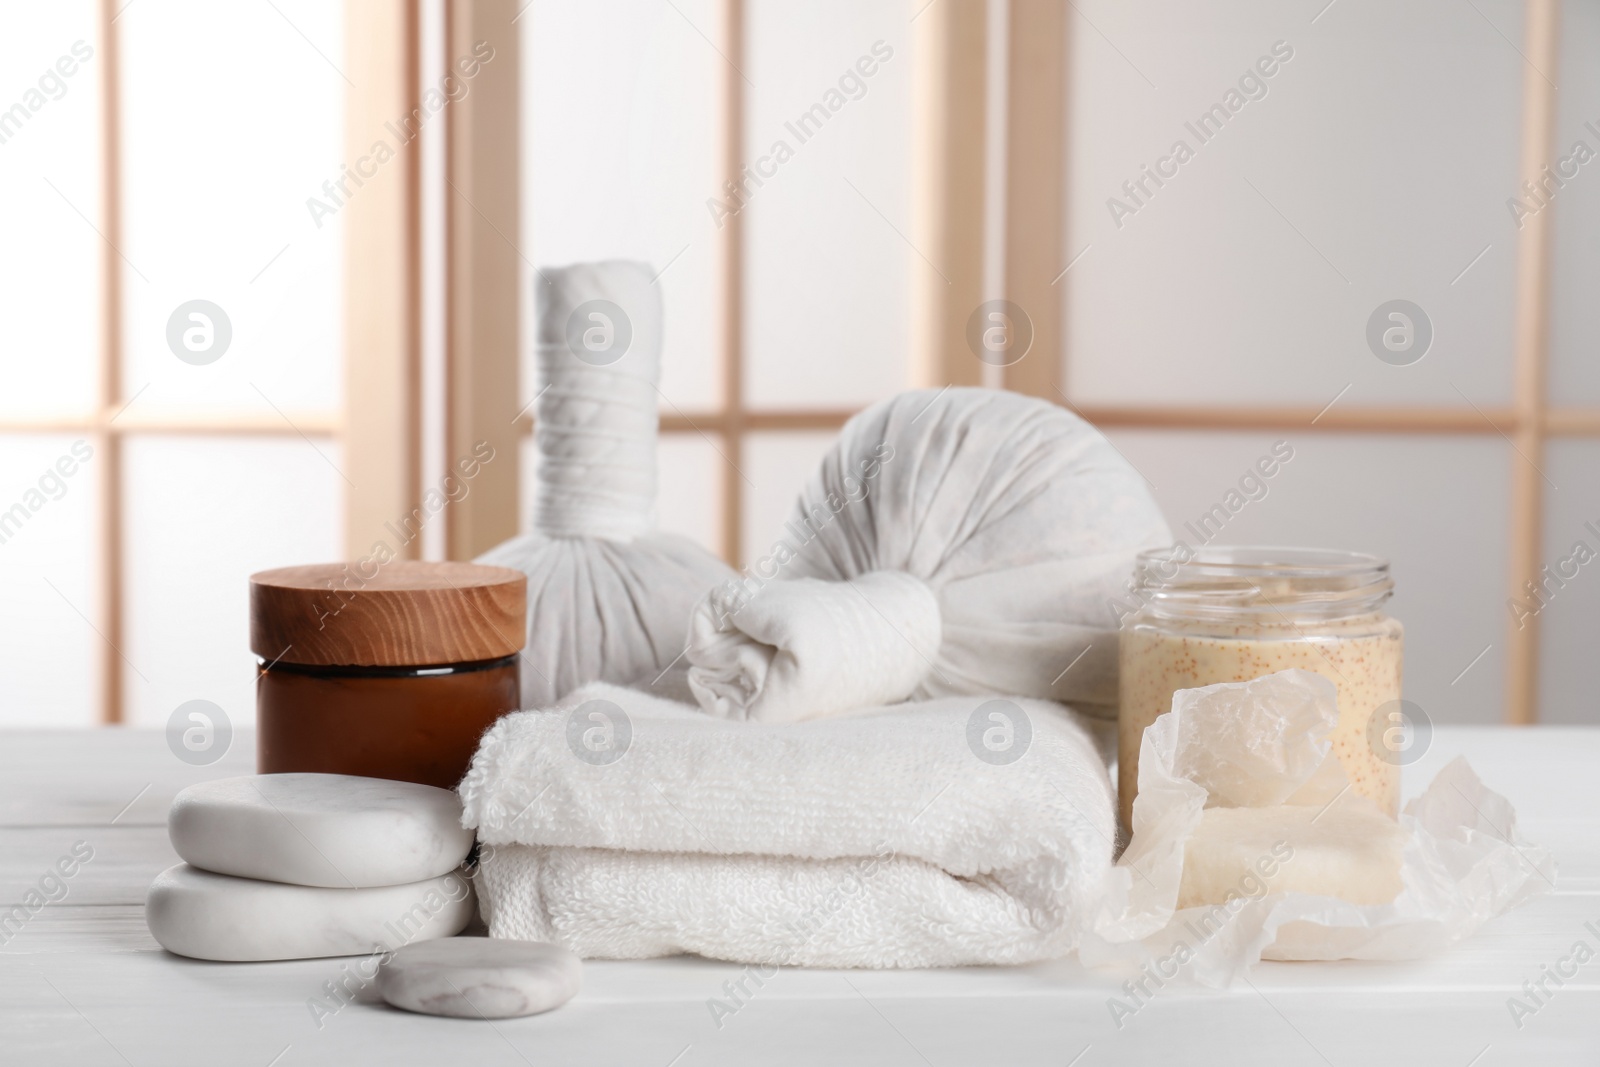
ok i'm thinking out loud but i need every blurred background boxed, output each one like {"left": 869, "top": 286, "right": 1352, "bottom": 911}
{"left": 1, "top": 0, "right": 1592, "bottom": 731}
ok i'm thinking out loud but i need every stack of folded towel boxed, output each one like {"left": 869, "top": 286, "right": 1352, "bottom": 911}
{"left": 458, "top": 683, "right": 1115, "bottom": 968}
{"left": 452, "top": 357, "right": 1174, "bottom": 966}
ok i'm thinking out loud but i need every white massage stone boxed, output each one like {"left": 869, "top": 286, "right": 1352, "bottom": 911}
{"left": 169, "top": 773, "right": 474, "bottom": 888}
{"left": 146, "top": 863, "right": 475, "bottom": 961}
{"left": 377, "top": 938, "right": 582, "bottom": 1018}
{"left": 1178, "top": 804, "right": 1408, "bottom": 910}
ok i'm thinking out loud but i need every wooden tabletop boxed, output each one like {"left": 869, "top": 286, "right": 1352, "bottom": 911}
{"left": 1, "top": 726, "right": 1596, "bottom": 1065}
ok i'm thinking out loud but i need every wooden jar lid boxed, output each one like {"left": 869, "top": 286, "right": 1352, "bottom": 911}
{"left": 250, "top": 561, "right": 526, "bottom": 668}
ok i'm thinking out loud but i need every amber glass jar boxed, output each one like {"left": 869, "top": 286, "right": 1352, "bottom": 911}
{"left": 250, "top": 562, "right": 526, "bottom": 790}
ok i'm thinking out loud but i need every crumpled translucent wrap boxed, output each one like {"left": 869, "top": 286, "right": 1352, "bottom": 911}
{"left": 1080, "top": 669, "right": 1555, "bottom": 986}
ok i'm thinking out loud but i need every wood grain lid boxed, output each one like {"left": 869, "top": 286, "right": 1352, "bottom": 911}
{"left": 250, "top": 561, "right": 527, "bottom": 667}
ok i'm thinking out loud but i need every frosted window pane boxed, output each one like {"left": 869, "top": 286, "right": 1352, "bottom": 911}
{"left": 0, "top": 436, "right": 100, "bottom": 726}
{"left": 0, "top": 2, "right": 100, "bottom": 420}
{"left": 1537, "top": 442, "right": 1600, "bottom": 725}
{"left": 521, "top": 0, "right": 721, "bottom": 412}
{"left": 1104, "top": 429, "right": 1510, "bottom": 726}
{"left": 742, "top": 430, "right": 838, "bottom": 569}
{"left": 1066, "top": 0, "right": 1519, "bottom": 408}
{"left": 744, "top": 0, "right": 911, "bottom": 410}
{"left": 656, "top": 433, "right": 724, "bottom": 559}
{"left": 123, "top": 437, "right": 343, "bottom": 728}
{"left": 119, "top": 0, "right": 343, "bottom": 418}
{"left": 1546, "top": 0, "right": 1600, "bottom": 406}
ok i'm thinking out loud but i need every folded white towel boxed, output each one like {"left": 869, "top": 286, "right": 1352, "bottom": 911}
{"left": 458, "top": 682, "right": 1116, "bottom": 967}
{"left": 685, "top": 571, "right": 942, "bottom": 722}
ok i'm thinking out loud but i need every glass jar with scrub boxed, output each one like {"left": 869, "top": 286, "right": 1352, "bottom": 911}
{"left": 1118, "top": 546, "right": 1403, "bottom": 832}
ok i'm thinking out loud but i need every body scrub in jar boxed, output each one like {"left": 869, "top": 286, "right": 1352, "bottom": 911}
{"left": 1118, "top": 546, "right": 1403, "bottom": 831}
{"left": 250, "top": 561, "right": 526, "bottom": 790}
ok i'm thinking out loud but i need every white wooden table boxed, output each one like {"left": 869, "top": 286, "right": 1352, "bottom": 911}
{"left": 1, "top": 727, "right": 1596, "bottom": 1066}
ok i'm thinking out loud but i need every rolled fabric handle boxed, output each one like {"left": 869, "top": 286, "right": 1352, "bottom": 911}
{"left": 686, "top": 571, "right": 942, "bottom": 722}
{"left": 533, "top": 260, "right": 662, "bottom": 542}
{"left": 477, "top": 260, "right": 738, "bottom": 709}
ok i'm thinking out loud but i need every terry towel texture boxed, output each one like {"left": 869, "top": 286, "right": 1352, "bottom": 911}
{"left": 458, "top": 683, "right": 1116, "bottom": 967}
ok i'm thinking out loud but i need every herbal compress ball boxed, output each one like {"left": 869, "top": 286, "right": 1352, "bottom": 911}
{"left": 478, "top": 261, "right": 734, "bottom": 707}
{"left": 775, "top": 387, "right": 1170, "bottom": 720}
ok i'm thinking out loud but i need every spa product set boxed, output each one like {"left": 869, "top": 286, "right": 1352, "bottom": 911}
{"left": 145, "top": 260, "right": 1551, "bottom": 1016}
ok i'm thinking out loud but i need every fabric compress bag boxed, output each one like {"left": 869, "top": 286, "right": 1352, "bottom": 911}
{"left": 689, "top": 387, "right": 1170, "bottom": 723}
{"left": 478, "top": 261, "right": 735, "bottom": 708}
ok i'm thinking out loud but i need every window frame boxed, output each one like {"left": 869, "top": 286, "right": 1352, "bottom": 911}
{"left": 2, "top": 0, "right": 1567, "bottom": 725}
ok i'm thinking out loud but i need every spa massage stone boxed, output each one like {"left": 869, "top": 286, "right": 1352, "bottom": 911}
{"left": 250, "top": 560, "right": 526, "bottom": 790}
{"left": 149, "top": 773, "right": 477, "bottom": 962}
{"left": 146, "top": 864, "right": 475, "bottom": 962}
{"left": 168, "top": 774, "right": 475, "bottom": 887}
{"left": 376, "top": 938, "right": 582, "bottom": 1019}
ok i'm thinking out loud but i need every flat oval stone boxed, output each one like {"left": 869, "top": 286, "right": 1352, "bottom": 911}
{"left": 146, "top": 863, "right": 475, "bottom": 961}
{"left": 169, "top": 773, "right": 474, "bottom": 888}
{"left": 377, "top": 938, "right": 581, "bottom": 1019}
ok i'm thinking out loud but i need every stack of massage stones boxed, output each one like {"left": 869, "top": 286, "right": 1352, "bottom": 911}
{"left": 146, "top": 773, "right": 476, "bottom": 961}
